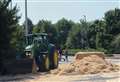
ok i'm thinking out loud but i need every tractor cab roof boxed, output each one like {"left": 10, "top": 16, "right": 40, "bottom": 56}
{"left": 25, "top": 33, "right": 48, "bottom": 37}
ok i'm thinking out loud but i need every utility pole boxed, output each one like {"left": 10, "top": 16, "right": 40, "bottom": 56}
{"left": 10, "top": 0, "right": 12, "bottom": 9}
{"left": 25, "top": 0, "right": 28, "bottom": 44}
{"left": 83, "top": 15, "right": 86, "bottom": 22}
{"left": 83, "top": 15, "right": 89, "bottom": 48}
{"left": 81, "top": 15, "right": 87, "bottom": 49}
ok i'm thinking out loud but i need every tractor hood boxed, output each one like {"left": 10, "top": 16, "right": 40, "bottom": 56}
{"left": 25, "top": 45, "right": 33, "bottom": 51}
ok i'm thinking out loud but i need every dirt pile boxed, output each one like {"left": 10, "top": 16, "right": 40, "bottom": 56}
{"left": 54, "top": 52, "right": 120, "bottom": 75}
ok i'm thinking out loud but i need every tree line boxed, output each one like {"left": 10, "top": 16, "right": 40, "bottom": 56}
{"left": 0, "top": 0, "right": 120, "bottom": 62}
{"left": 25, "top": 8, "right": 120, "bottom": 54}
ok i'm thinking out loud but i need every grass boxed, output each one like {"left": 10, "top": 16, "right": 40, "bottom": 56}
{"left": 64, "top": 48, "right": 107, "bottom": 56}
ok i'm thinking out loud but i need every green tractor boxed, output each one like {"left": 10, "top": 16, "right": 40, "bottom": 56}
{"left": 25, "top": 33, "right": 59, "bottom": 72}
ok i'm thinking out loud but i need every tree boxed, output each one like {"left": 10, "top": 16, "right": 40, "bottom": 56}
{"left": 79, "top": 19, "right": 90, "bottom": 49}
{"left": 111, "top": 34, "right": 120, "bottom": 53}
{"left": 66, "top": 23, "right": 81, "bottom": 48}
{"left": 0, "top": 0, "right": 20, "bottom": 60}
{"left": 55, "top": 18, "right": 74, "bottom": 48}
{"left": 88, "top": 20, "right": 106, "bottom": 49}
{"left": 66, "top": 19, "right": 91, "bottom": 49}
{"left": 33, "top": 20, "right": 57, "bottom": 44}
{"left": 103, "top": 8, "right": 120, "bottom": 53}
{"left": 105, "top": 8, "right": 120, "bottom": 35}
{"left": 11, "top": 25, "right": 25, "bottom": 53}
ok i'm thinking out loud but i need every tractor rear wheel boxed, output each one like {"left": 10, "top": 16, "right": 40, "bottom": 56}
{"left": 53, "top": 50, "right": 59, "bottom": 68}
{"left": 37, "top": 55, "right": 50, "bottom": 72}
{"left": 44, "top": 56, "right": 50, "bottom": 71}
{"left": 39, "top": 55, "right": 50, "bottom": 72}
{"left": 50, "top": 50, "right": 59, "bottom": 69}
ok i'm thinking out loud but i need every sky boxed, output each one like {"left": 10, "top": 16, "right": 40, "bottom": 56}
{"left": 12, "top": 0, "right": 119, "bottom": 24}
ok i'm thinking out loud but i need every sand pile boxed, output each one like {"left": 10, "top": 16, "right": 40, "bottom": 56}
{"left": 54, "top": 52, "right": 120, "bottom": 75}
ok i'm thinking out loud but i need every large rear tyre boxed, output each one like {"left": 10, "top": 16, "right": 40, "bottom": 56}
{"left": 53, "top": 50, "right": 59, "bottom": 68}
{"left": 39, "top": 55, "right": 50, "bottom": 72}
{"left": 37, "top": 55, "right": 50, "bottom": 72}
{"left": 44, "top": 56, "right": 50, "bottom": 71}
{"left": 50, "top": 50, "right": 59, "bottom": 69}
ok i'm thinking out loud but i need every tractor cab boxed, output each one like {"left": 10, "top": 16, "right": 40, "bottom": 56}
{"left": 25, "top": 33, "right": 48, "bottom": 57}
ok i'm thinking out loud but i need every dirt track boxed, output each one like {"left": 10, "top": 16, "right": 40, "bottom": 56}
{"left": 0, "top": 58, "right": 120, "bottom": 82}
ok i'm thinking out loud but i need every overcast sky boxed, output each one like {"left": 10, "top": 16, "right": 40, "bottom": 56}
{"left": 12, "top": 0, "right": 119, "bottom": 24}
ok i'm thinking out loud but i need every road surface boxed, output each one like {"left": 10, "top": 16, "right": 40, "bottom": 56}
{"left": 0, "top": 56, "right": 120, "bottom": 82}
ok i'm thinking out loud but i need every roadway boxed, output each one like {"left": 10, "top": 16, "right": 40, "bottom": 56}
{"left": 0, "top": 56, "right": 120, "bottom": 82}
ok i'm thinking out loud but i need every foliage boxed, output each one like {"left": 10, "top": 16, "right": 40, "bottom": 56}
{"left": 66, "top": 23, "right": 81, "bottom": 48}
{"left": 55, "top": 18, "right": 74, "bottom": 48}
{"left": 0, "top": 3, "right": 120, "bottom": 63}
{"left": 14, "top": 8, "right": 120, "bottom": 55}
{"left": 33, "top": 20, "right": 57, "bottom": 44}
{"left": 111, "top": 34, "right": 120, "bottom": 53}
{"left": 32, "top": 8, "right": 120, "bottom": 54}
{"left": 105, "top": 8, "right": 120, "bottom": 35}
{"left": 88, "top": 20, "right": 106, "bottom": 49}
{"left": 65, "top": 8, "right": 120, "bottom": 54}
{"left": 65, "top": 48, "right": 107, "bottom": 56}
{"left": 0, "top": 0, "right": 20, "bottom": 60}
{"left": 104, "top": 8, "right": 120, "bottom": 53}
{"left": 11, "top": 25, "right": 25, "bottom": 53}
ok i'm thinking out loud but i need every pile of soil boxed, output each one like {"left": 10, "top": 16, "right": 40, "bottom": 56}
{"left": 53, "top": 52, "right": 120, "bottom": 75}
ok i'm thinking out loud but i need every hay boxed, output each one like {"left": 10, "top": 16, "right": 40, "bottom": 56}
{"left": 56, "top": 52, "right": 120, "bottom": 75}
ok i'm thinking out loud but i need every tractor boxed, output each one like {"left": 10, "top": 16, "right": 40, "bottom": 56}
{"left": 0, "top": 33, "right": 59, "bottom": 75}
{"left": 25, "top": 33, "right": 59, "bottom": 72}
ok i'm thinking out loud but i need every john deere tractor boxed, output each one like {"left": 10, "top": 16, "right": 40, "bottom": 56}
{"left": 25, "top": 33, "right": 59, "bottom": 72}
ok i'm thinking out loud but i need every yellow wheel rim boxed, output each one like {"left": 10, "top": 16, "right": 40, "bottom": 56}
{"left": 45, "top": 57, "right": 49, "bottom": 70}
{"left": 54, "top": 50, "right": 58, "bottom": 66}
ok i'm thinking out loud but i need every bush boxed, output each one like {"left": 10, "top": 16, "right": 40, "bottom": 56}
{"left": 65, "top": 48, "right": 107, "bottom": 56}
